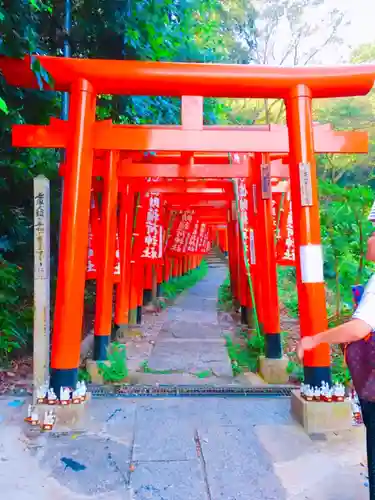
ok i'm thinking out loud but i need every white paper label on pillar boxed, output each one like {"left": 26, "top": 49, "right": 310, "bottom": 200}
{"left": 300, "top": 244, "right": 324, "bottom": 283}
{"left": 252, "top": 184, "right": 257, "bottom": 214}
{"left": 299, "top": 163, "right": 313, "bottom": 206}
{"left": 261, "top": 163, "right": 271, "bottom": 200}
{"left": 249, "top": 228, "right": 256, "bottom": 265}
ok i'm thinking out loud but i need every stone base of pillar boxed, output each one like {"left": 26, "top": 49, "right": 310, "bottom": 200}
{"left": 115, "top": 324, "right": 143, "bottom": 341}
{"left": 86, "top": 359, "right": 108, "bottom": 384}
{"left": 259, "top": 355, "right": 289, "bottom": 384}
{"left": 291, "top": 390, "right": 353, "bottom": 434}
{"left": 34, "top": 392, "right": 92, "bottom": 432}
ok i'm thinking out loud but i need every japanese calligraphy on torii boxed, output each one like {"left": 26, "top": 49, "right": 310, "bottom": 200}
{"left": 275, "top": 191, "right": 295, "bottom": 265}
{"left": 170, "top": 211, "right": 194, "bottom": 254}
{"left": 236, "top": 178, "right": 251, "bottom": 265}
{"left": 140, "top": 192, "right": 163, "bottom": 259}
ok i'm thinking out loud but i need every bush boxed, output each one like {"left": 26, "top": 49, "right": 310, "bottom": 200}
{"left": 98, "top": 343, "right": 128, "bottom": 383}
{"left": 218, "top": 274, "right": 233, "bottom": 311}
{"left": 0, "top": 258, "right": 32, "bottom": 366}
{"left": 224, "top": 330, "right": 265, "bottom": 375}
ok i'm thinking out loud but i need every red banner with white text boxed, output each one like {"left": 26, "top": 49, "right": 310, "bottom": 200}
{"left": 275, "top": 191, "right": 295, "bottom": 266}
{"left": 86, "top": 191, "right": 121, "bottom": 281}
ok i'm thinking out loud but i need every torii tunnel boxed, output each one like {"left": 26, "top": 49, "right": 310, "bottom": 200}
{"left": 1, "top": 54, "right": 375, "bottom": 395}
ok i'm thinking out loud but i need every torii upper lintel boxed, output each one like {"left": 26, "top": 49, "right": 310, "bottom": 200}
{"left": 1, "top": 55, "right": 375, "bottom": 99}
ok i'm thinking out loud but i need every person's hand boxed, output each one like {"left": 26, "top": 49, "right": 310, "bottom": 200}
{"left": 297, "top": 336, "right": 317, "bottom": 361}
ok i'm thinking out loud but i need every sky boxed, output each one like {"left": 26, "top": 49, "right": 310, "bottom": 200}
{"left": 255, "top": 0, "right": 375, "bottom": 65}
{"left": 327, "top": 0, "right": 374, "bottom": 62}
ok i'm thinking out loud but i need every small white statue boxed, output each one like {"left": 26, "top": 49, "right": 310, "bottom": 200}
{"left": 72, "top": 384, "right": 81, "bottom": 404}
{"left": 319, "top": 384, "right": 326, "bottom": 401}
{"left": 31, "top": 407, "right": 39, "bottom": 426}
{"left": 326, "top": 387, "right": 333, "bottom": 402}
{"left": 305, "top": 385, "right": 313, "bottom": 401}
{"left": 332, "top": 383, "right": 343, "bottom": 402}
{"left": 79, "top": 381, "right": 87, "bottom": 402}
{"left": 60, "top": 387, "right": 71, "bottom": 405}
{"left": 36, "top": 384, "right": 47, "bottom": 404}
{"left": 41, "top": 410, "right": 55, "bottom": 431}
{"left": 339, "top": 383, "right": 346, "bottom": 401}
{"left": 47, "top": 388, "right": 58, "bottom": 405}
{"left": 314, "top": 386, "right": 321, "bottom": 401}
{"left": 300, "top": 384, "right": 306, "bottom": 397}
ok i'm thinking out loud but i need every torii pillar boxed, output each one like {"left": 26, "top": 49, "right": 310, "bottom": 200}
{"left": 287, "top": 85, "right": 330, "bottom": 387}
{"left": 50, "top": 79, "right": 96, "bottom": 394}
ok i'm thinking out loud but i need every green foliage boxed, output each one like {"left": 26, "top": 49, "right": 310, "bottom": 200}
{"left": 286, "top": 357, "right": 304, "bottom": 382}
{"left": 161, "top": 260, "right": 208, "bottom": 301}
{"left": 319, "top": 180, "right": 375, "bottom": 320}
{"left": 193, "top": 369, "right": 213, "bottom": 379}
{"left": 277, "top": 266, "right": 299, "bottom": 318}
{"left": 217, "top": 274, "right": 233, "bottom": 311}
{"left": 224, "top": 330, "right": 265, "bottom": 375}
{"left": 78, "top": 367, "right": 92, "bottom": 384}
{"left": 98, "top": 343, "right": 128, "bottom": 383}
{"left": 0, "top": 258, "right": 32, "bottom": 365}
{"left": 278, "top": 181, "right": 374, "bottom": 322}
{"left": 140, "top": 360, "right": 175, "bottom": 375}
{"left": 331, "top": 350, "right": 351, "bottom": 385}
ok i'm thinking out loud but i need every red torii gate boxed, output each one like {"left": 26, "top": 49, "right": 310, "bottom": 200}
{"left": 13, "top": 103, "right": 368, "bottom": 368}
{"left": 1, "top": 54, "right": 374, "bottom": 394}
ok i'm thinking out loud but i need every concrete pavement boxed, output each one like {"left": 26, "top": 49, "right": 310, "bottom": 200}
{"left": 0, "top": 395, "right": 368, "bottom": 499}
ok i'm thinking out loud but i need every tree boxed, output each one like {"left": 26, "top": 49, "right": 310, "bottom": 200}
{"left": 312, "top": 41, "right": 375, "bottom": 184}
{"left": 0, "top": 0, "right": 258, "bottom": 363}
{"left": 224, "top": 0, "right": 349, "bottom": 125}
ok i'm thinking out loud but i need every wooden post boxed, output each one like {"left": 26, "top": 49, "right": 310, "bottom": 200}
{"left": 33, "top": 175, "right": 50, "bottom": 402}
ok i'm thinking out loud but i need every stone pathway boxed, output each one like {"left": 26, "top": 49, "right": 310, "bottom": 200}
{"left": 0, "top": 395, "right": 368, "bottom": 499}
{"left": 127, "top": 256, "right": 237, "bottom": 385}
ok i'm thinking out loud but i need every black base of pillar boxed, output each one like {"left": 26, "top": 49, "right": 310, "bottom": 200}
{"left": 143, "top": 289, "right": 152, "bottom": 305}
{"left": 240, "top": 306, "right": 248, "bottom": 325}
{"left": 136, "top": 305, "right": 142, "bottom": 324}
{"left": 304, "top": 366, "right": 332, "bottom": 387}
{"left": 50, "top": 368, "right": 78, "bottom": 397}
{"left": 264, "top": 333, "right": 282, "bottom": 359}
{"left": 111, "top": 323, "right": 118, "bottom": 341}
{"left": 94, "top": 335, "right": 110, "bottom": 361}
{"left": 224, "top": 251, "right": 228, "bottom": 257}
{"left": 156, "top": 284, "right": 162, "bottom": 298}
